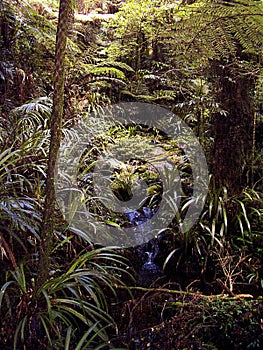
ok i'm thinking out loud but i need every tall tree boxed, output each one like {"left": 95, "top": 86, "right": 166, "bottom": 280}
{"left": 209, "top": 57, "right": 256, "bottom": 195}
{"left": 206, "top": 0, "right": 261, "bottom": 194}
{"left": 183, "top": 1, "right": 262, "bottom": 195}
{"left": 36, "top": 0, "right": 72, "bottom": 292}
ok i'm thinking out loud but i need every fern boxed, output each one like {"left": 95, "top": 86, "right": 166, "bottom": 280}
{"left": 102, "top": 60, "right": 135, "bottom": 72}
{"left": 152, "top": 89, "right": 177, "bottom": 101}
{"left": 172, "top": 0, "right": 263, "bottom": 61}
{"left": 67, "top": 60, "right": 133, "bottom": 95}
{"left": 90, "top": 66, "right": 126, "bottom": 80}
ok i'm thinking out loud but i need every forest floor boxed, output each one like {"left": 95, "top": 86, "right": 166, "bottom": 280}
{"left": 109, "top": 280, "right": 263, "bottom": 349}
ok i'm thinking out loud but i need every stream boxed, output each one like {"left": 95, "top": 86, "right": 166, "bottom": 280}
{"left": 124, "top": 207, "right": 164, "bottom": 286}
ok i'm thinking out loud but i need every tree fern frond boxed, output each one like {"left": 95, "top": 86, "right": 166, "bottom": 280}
{"left": 174, "top": 0, "right": 263, "bottom": 61}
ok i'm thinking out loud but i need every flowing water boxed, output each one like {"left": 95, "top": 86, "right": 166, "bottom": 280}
{"left": 124, "top": 206, "right": 154, "bottom": 244}
{"left": 124, "top": 207, "right": 164, "bottom": 285}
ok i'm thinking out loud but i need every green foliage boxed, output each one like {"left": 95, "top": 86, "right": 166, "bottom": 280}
{"left": 0, "top": 196, "right": 41, "bottom": 247}
{"left": 199, "top": 178, "right": 263, "bottom": 252}
{"left": 9, "top": 96, "right": 52, "bottom": 139}
{"left": 0, "top": 97, "right": 52, "bottom": 265}
{"left": 173, "top": 0, "right": 263, "bottom": 59}
{"left": 0, "top": 248, "right": 132, "bottom": 349}
{"left": 0, "top": 1, "right": 262, "bottom": 348}
{"left": 105, "top": 0, "right": 262, "bottom": 108}
{"left": 106, "top": 0, "right": 174, "bottom": 65}
{"left": 0, "top": 0, "right": 57, "bottom": 97}
{"left": 64, "top": 323, "right": 115, "bottom": 350}
{"left": 200, "top": 297, "right": 263, "bottom": 349}
{"left": 106, "top": 0, "right": 263, "bottom": 64}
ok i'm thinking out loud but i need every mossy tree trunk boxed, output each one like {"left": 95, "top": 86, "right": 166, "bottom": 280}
{"left": 35, "top": 0, "right": 72, "bottom": 292}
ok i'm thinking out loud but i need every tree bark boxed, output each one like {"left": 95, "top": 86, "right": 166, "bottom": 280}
{"left": 35, "top": 0, "right": 72, "bottom": 293}
{"left": 210, "top": 60, "right": 255, "bottom": 196}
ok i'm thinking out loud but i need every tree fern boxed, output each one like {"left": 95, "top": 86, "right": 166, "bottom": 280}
{"left": 171, "top": 0, "right": 263, "bottom": 62}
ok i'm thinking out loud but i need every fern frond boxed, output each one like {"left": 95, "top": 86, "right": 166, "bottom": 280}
{"left": 173, "top": 0, "right": 263, "bottom": 61}
{"left": 67, "top": 60, "right": 131, "bottom": 89}
{"left": 152, "top": 89, "right": 177, "bottom": 101}
{"left": 100, "top": 61, "right": 135, "bottom": 72}
{"left": 90, "top": 66, "right": 126, "bottom": 80}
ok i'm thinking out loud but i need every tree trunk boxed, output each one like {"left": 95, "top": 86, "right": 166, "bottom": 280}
{"left": 35, "top": 0, "right": 72, "bottom": 293}
{"left": 210, "top": 60, "right": 255, "bottom": 196}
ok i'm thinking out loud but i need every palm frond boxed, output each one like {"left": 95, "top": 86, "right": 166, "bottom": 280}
{"left": 10, "top": 96, "right": 52, "bottom": 137}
